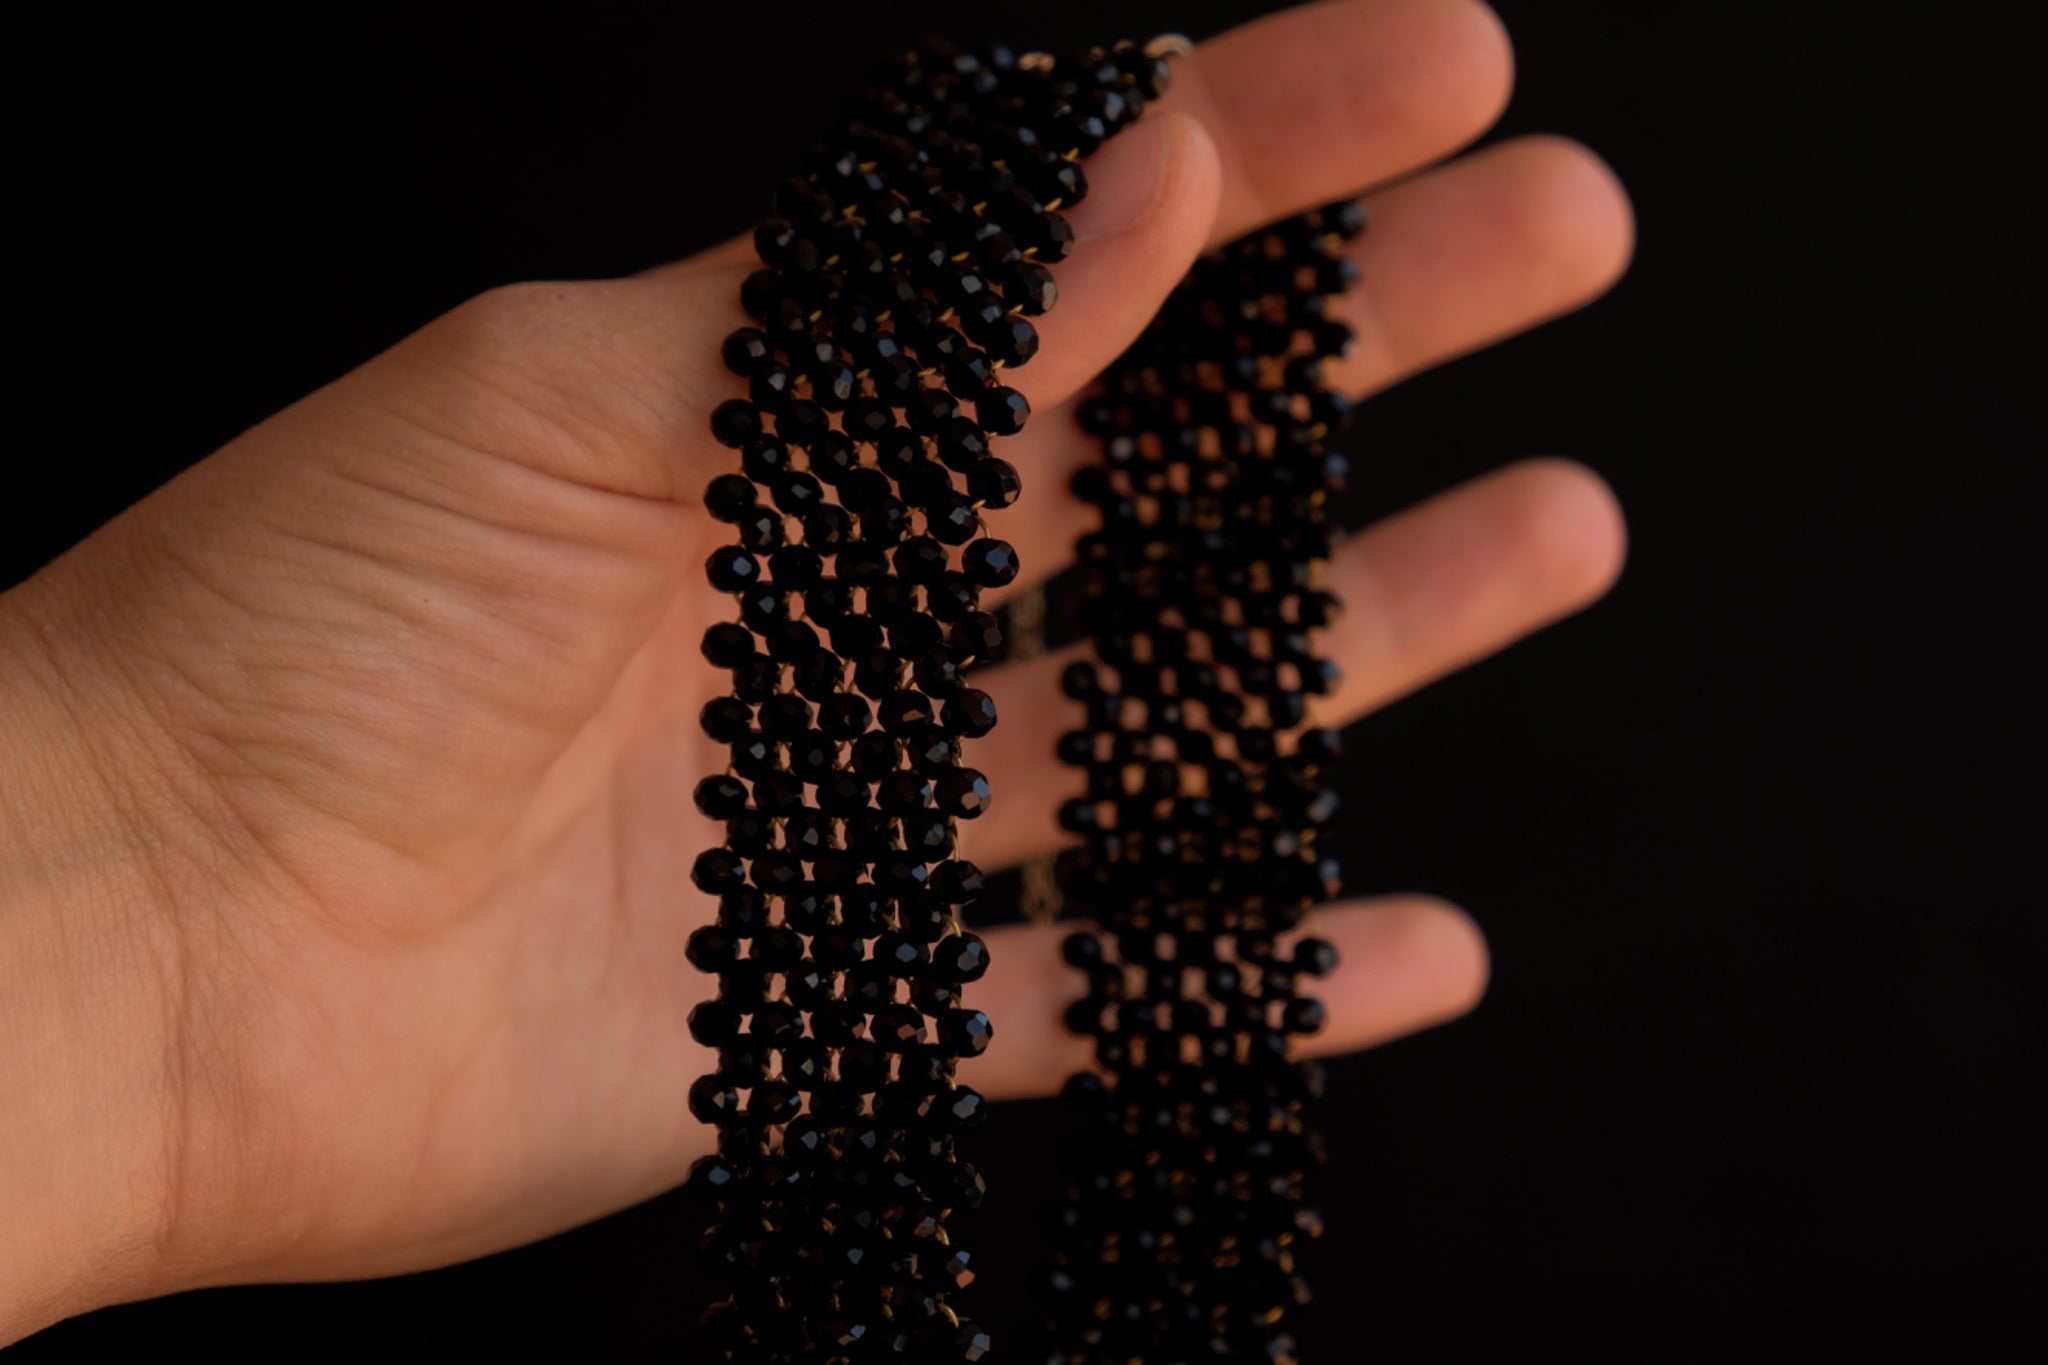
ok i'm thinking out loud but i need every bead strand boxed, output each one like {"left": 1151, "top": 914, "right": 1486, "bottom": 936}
{"left": 1041, "top": 198, "right": 1366, "bottom": 1364}
{"left": 686, "top": 36, "right": 1175, "bottom": 1363}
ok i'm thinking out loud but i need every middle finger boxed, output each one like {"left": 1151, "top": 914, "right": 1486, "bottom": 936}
{"left": 986, "top": 134, "right": 1635, "bottom": 604}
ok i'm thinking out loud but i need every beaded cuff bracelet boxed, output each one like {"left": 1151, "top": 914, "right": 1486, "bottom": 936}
{"left": 686, "top": 34, "right": 1358, "bottom": 1363}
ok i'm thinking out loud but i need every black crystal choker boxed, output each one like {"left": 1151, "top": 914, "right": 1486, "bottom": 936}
{"left": 687, "top": 34, "right": 1358, "bottom": 1363}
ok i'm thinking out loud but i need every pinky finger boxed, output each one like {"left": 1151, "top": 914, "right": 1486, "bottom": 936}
{"left": 969, "top": 894, "right": 1490, "bottom": 1101}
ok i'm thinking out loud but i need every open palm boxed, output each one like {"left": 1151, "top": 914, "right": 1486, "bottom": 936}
{"left": 0, "top": 0, "right": 1631, "bottom": 1336}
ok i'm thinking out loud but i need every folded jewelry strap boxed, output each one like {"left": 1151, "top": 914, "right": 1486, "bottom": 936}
{"left": 686, "top": 37, "right": 1177, "bottom": 1363}
{"left": 1043, "top": 202, "right": 1362, "bottom": 1364}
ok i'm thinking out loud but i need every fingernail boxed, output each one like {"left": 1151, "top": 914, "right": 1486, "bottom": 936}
{"left": 1064, "top": 113, "right": 1178, "bottom": 243}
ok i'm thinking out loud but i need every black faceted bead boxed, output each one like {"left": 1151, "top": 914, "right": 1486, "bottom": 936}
{"left": 717, "top": 889, "right": 768, "bottom": 937}
{"left": 771, "top": 470, "right": 823, "bottom": 516}
{"left": 811, "top": 360, "right": 858, "bottom": 409}
{"left": 923, "top": 573, "right": 977, "bottom": 624}
{"left": 844, "top": 399, "right": 895, "bottom": 443}
{"left": 705, "top": 546, "right": 762, "bottom": 593}
{"left": 765, "top": 620, "right": 821, "bottom": 664}
{"left": 750, "top": 771, "right": 803, "bottom": 814}
{"left": 966, "top": 458, "right": 1021, "bottom": 508}
{"left": 693, "top": 774, "right": 750, "bottom": 819}
{"left": 880, "top": 690, "right": 937, "bottom": 734}
{"left": 906, "top": 726, "right": 962, "bottom": 774}
{"left": 704, "top": 473, "right": 756, "bottom": 522}
{"left": 748, "top": 362, "right": 797, "bottom": 411}
{"left": 700, "top": 623, "right": 755, "bottom": 668}
{"left": 790, "top": 646, "right": 839, "bottom": 699}
{"left": 974, "top": 386, "right": 1029, "bottom": 436}
{"left": 1294, "top": 937, "right": 1340, "bottom": 977}
{"left": 906, "top": 387, "right": 960, "bottom": 434}
{"left": 819, "top": 692, "right": 873, "bottom": 738}
{"left": 899, "top": 458, "right": 958, "bottom": 510}
{"left": 999, "top": 261, "right": 1057, "bottom": 313}
{"left": 867, "top": 576, "right": 916, "bottom": 623}
{"left": 829, "top": 613, "right": 885, "bottom": 661}
{"left": 838, "top": 1040, "right": 889, "bottom": 1091}
{"left": 1284, "top": 997, "right": 1328, "bottom": 1035}
{"left": 928, "top": 497, "right": 981, "bottom": 546}
{"left": 932, "top": 933, "right": 989, "bottom": 982}
{"left": 913, "top": 652, "right": 964, "bottom": 697}
{"left": 874, "top": 932, "right": 931, "bottom": 975}
{"left": 687, "top": 1075, "right": 741, "bottom": 1125}
{"left": 687, "top": 999, "right": 741, "bottom": 1047}
{"left": 936, "top": 1087, "right": 988, "bottom": 1131}
{"left": 735, "top": 586, "right": 785, "bottom": 633}
{"left": 936, "top": 1009, "right": 993, "bottom": 1057}
{"left": 961, "top": 539, "right": 1019, "bottom": 587}
{"left": 893, "top": 535, "right": 951, "bottom": 584}
{"left": 934, "top": 767, "right": 991, "bottom": 818}
{"left": 872, "top": 1003, "right": 927, "bottom": 1050}
{"left": 732, "top": 506, "right": 782, "bottom": 553}
{"left": 850, "top": 731, "right": 899, "bottom": 779}
{"left": 942, "top": 689, "right": 997, "bottom": 737}
{"left": 709, "top": 399, "right": 762, "bottom": 448}
{"left": 740, "top": 687, "right": 800, "bottom": 736}
{"left": 929, "top": 859, "right": 985, "bottom": 903}
{"left": 725, "top": 654, "right": 775, "bottom": 702}
{"left": 936, "top": 424, "right": 990, "bottom": 472}
{"left": 776, "top": 399, "right": 830, "bottom": 449}
{"left": 698, "top": 696, "right": 753, "bottom": 743}
{"left": 950, "top": 611, "right": 1002, "bottom": 655}
{"left": 889, "top": 612, "right": 944, "bottom": 656}
{"left": 787, "top": 731, "right": 839, "bottom": 784}
{"left": 685, "top": 923, "right": 740, "bottom": 971}
{"left": 839, "top": 543, "right": 893, "bottom": 590}
{"left": 689, "top": 849, "right": 747, "bottom": 895}
{"left": 767, "top": 544, "right": 823, "bottom": 590}
{"left": 1060, "top": 932, "right": 1102, "bottom": 968}
{"left": 720, "top": 327, "right": 773, "bottom": 376}
{"left": 739, "top": 435, "right": 793, "bottom": 485}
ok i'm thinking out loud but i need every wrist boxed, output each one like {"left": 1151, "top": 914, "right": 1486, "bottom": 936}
{"left": 0, "top": 576, "right": 187, "bottom": 1341}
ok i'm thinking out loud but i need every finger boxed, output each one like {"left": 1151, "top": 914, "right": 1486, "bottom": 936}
{"left": 542, "top": 113, "right": 1222, "bottom": 503}
{"left": 960, "top": 459, "right": 1625, "bottom": 871}
{"left": 969, "top": 894, "right": 1489, "bottom": 1101}
{"left": 985, "top": 135, "right": 1634, "bottom": 604}
{"left": 1323, "top": 135, "right": 1634, "bottom": 394}
{"left": 993, "top": 114, "right": 1224, "bottom": 428}
{"left": 1171, "top": 0, "right": 1515, "bottom": 247}
{"left": 669, "top": 0, "right": 1510, "bottom": 277}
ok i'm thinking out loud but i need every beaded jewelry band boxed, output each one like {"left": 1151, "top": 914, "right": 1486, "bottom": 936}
{"left": 687, "top": 29, "right": 1361, "bottom": 1361}
{"left": 1041, "top": 201, "right": 1362, "bottom": 1365}
{"left": 686, "top": 36, "right": 1175, "bottom": 1363}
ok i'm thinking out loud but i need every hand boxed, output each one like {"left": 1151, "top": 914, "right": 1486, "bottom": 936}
{"left": 0, "top": 0, "right": 1631, "bottom": 1340}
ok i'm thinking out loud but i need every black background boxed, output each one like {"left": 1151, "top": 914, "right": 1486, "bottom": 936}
{"left": 10, "top": 1, "right": 2039, "bottom": 1358}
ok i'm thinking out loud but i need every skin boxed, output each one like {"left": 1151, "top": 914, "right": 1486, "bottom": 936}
{"left": 0, "top": 0, "right": 1633, "bottom": 1344}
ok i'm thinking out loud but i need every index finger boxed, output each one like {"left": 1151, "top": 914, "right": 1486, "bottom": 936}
{"left": 1174, "top": 0, "right": 1514, "bottom": 245}
{"left": 671, "top": 0, "right": 1513, "bottom": 274}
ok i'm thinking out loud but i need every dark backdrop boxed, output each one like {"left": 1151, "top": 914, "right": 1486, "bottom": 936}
{"left": 10, "top": 1, "right": 2039, "bottom": 1358}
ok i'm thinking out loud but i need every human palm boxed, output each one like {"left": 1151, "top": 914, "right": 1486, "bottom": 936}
{"left": 0, "top": 0, "right": 1632, "bottom": 1339}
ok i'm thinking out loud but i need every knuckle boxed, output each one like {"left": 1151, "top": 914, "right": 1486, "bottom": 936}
{"left": 411, "top": 278, "right": 706, "bottom": 501}
{"left": 432, "top": 279, "right": 602, "bottom": 370}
